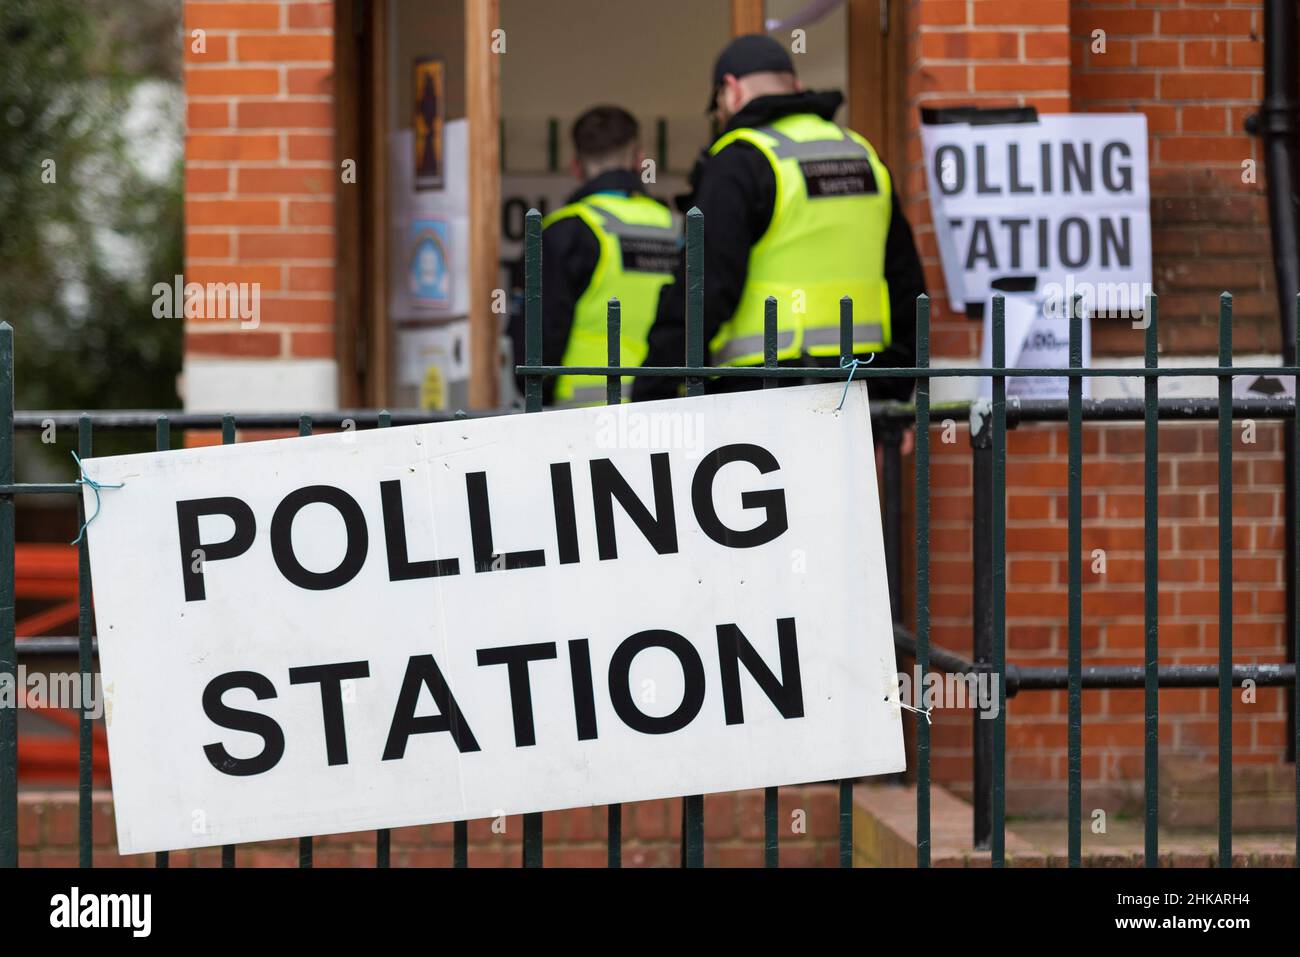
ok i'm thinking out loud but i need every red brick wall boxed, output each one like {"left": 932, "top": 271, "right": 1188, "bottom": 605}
{"left": 1070, "top": 0, "right": 1274, "bottom": 354}
{"left": 900, "top": 0, "right": 1286, "bottom": 819}
{"left": 905, "top": 0, "right": 1075, "bottom": 357}
{"left": 184, "top": 0, "right": 337, "bottom": 362}
{"left": 922, "top": 420, "right": 1289, "bottom": 817}
{"left": 17, "top": 787, "right": 845, "bottom": 868}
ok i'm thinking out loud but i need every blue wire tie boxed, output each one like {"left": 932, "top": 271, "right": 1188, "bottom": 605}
{"left": 836, "top": 354, "right": 873, "bottom": 411}
{"left": 70, "top": 450, "right": 124, "bottom": 546}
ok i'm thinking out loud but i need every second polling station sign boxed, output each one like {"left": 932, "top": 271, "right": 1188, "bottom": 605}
{"left": 921, "top": 111, "right": 1153, "bottom": 315}
{"left": 80, "top": 384, "right": 904, "bottom": 854}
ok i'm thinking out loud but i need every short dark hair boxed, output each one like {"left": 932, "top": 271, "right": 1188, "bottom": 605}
{"left": 571, "top": 106, "right": 639, "bottom": 164}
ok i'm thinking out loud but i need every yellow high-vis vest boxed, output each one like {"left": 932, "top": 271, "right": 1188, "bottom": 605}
{"left": 542, "top": 192, "right": 678, "bottom": 405}
{"left": 707, "top": 113, "right": 893, "bottom": 367}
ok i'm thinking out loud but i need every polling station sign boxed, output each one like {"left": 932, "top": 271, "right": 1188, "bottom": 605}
{"left": 921, "top": 112, "right": 1152, "bottom": 316}
{"left": 80, "top": 383, "right": 904, "bottom": 854}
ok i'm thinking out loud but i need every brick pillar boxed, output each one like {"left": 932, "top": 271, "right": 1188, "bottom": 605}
{"left": 904, "top": 0, "right": 1072, "bottom": 357}
{"left": 1070, "top": 1, "right": 1272, "bottom": 355}
{"left": 182, "top": 0, "right": 338, "bottom": 411}
{"left": 902, "top": 0, "right": 1073, "bottom": 810}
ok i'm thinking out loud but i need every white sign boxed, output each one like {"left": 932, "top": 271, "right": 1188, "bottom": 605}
{"left": 978, "top": 292, "right": 1092, "bottom": 399}
{"left": 921, "top": 113, "right": 1152, "bottom": 317}
{"left": 82, "top": 384, "right": 904, "bottom": 854}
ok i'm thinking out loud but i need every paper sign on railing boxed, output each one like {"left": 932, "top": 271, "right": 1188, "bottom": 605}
{"left": 80, "top": 383, "right": 904, "bottom": 854}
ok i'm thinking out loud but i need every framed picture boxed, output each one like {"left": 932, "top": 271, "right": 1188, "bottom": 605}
{"left": 409, "top": 218, "right": 452, "bottom": 309}
{"left": 413, "top": 57, "right": 444, "bottom": 190}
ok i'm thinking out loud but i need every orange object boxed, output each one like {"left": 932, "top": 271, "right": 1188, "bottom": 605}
{"left": 13, "top": 542, "right": 109, "bottom": 783}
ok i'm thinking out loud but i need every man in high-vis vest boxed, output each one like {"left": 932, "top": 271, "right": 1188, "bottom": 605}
{"left": 631, "top": 35, "right": 925, "bottom": 403}
{"left": 508, "top": 106, "right": 678, "bottom": 406}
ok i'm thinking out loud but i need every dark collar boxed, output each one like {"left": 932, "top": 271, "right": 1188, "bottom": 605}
{"left": 724, "top": 89, "right": 845, "bottom": 134}
{"left": 567, "top": 168, "right": 647, "bottom": 204}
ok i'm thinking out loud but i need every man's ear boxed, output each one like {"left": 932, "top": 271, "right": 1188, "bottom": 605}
{"left": 569, "top": 156, "right": 584, "bottom": 180}
{"left": 724, "top": 73, "right": 745, "bottom": 114}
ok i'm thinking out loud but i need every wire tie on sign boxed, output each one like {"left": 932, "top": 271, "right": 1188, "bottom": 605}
{"left": 899, "top": 696, "right": 930, "bottom": 722}
{"left": 836, "top": 353, "right": 873, "bottom": 412}
{"left": 71, "top": 450, "right": 124, "bottom": 546}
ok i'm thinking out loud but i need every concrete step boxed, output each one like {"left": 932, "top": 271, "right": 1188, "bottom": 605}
{"left": 853, "top": 782, "right": 1297, "bottom": 866}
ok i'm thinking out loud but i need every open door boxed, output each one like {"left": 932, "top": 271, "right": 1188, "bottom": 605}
{"left": 338, "top": 0, "right": 907, "bottom": 409}
{"left": 337, "top": 0, "right": 500, "bottom": 410}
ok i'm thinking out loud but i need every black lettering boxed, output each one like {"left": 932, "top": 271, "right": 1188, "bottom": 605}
{"left": 799, "top": 158, "right": 877, "bottom": 197}
{"left": 501, "top": 197, "right": 528, "bottom": 242}
{"left": 466, "top": 471, "right": 546, "bottom": 572}
{"left": 1100, "top": 217, "right": 1131, "bottom": 268}
{"left": 1008, "top": 143, "right": 1033, "bottom": 194}
{"left": 568, "top": 639, "right": 598, "bottom": 741}
{"left": 177, "top": 497, "right": 256, "bottom": 602}
{"left": 1100, "top": 141, "right": 1133, "bottom": 193}
{"left": 934, "top": 144, "right": 964, "bottom": 195}
{"left": 965, "top": 219, "right": 998, "bottom": 270}
{"left": 590, "top": 453, "right": 678, "bottom": 560}
{"left": 476, "top": 642, "right": 558, "bottom": 747}
{"left": 974, "top": 144, "right": 1000, "bottom": 194}
{"left": 270, "top": 485, "right": 368, "bottom": 590}
{"left": 620, "top": 236, "right": 681, "bottom": 272}
{"left": 202, "top": 671, "right": 285, "bottom": 776}
{"left": 715, "top": 619, "right": 805, "bottom": 725}
{"left": 383, "top": 654, "right": 480, "bottom": 759}
{"left": 692, "top": 443, "right": 788, "bottom": 548}
{"left": 380, "top": 479, "right": 459, "bottom": 580}
{"left": 289, "top": 660, "right": 370, "bottom": 766}
{"left": 608, "top": 630, "right": 705, "bottom": 735}
{"left": 550, "top": 463, "right": 580, "bottom": 564}
{"left": 1002, "top": 218, "right": 1030, "bottom": 269}
{"left": 1059, "top": 216, "right": 1090, "bottom": 269}
{"left": 1062, "top": 142, "right": 1093, "bottom": 193}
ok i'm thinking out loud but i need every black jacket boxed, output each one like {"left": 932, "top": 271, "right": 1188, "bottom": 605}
{"left": 630, "top": 90, "right": 925, "bottom": 403}
{"left": 507, "top": 169, "right": 654, "bottom": 405}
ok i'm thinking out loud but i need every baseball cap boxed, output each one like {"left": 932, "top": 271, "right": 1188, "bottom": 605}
{"left": 707, "top": 34, "right": 796, "bottom": 112}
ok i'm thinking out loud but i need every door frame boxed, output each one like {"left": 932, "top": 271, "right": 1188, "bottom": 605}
{"left": 336, "top": 0, "right": 501, "bottom": 409}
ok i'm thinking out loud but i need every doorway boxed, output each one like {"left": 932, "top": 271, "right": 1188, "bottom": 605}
{"left": 336, "top": 0, "right": 908, "bottom": 409}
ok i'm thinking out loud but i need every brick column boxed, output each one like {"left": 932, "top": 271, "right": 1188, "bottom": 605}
{"left": 1070, "top": 1, "right": 1272, "bottom": 355}
{"left": 904, "top": 0, "right": 1072, "bottom": 357}
{"left": 901, "top": 0, "right": 1070, "bottom": 813}
{"left": 182, "top": 0, "right": 338, "bottom": 410}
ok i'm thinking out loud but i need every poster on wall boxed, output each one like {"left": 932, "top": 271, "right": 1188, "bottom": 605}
{"left": 389, "top": 122, "right": 469, "bottom": 319}
{"left": 396, "top": 322, "right": 469, "bottom": 411}
{"left": 920, "top": 111, "right": 1153, "bottom": 319}
{"left": 409, "top": 219, "right": 453, "bottom": 310}
{"left": 978, "top": 290, "right": 1092, "bottom": 399}
{"left": 413, "top": 57, "right": 445, "bottom": 191}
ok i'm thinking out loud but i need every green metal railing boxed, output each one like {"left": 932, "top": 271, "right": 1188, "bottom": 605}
{"left": 1, "top": 205, "right": 1298, "bottom": 868}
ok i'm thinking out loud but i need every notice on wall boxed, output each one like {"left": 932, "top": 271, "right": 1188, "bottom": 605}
{"left": 81, "top": 383, "right": 905, "bottom": 854}
{"left": 412, "top": 57, "right": 445, "bottom": 191}
{"left": 978, "top": 292, "right": 1093, "bottom": 399}
{"left": 389, "top": 122, "right": 469, "bottom": 319}
{"left": 921, "top": 113, "right": 1152, "bottom": 319}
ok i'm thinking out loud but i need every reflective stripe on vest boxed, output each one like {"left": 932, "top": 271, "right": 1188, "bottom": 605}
{"left": 542, "top": 193, "right": 678, "bottom": 406}
{"left": 706, "top": 114, "right": 893, "bottom": 368}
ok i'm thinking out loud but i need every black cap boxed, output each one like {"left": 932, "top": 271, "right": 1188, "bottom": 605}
{"left": 708, "top": 34, "right": 796, "bottom": 112}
